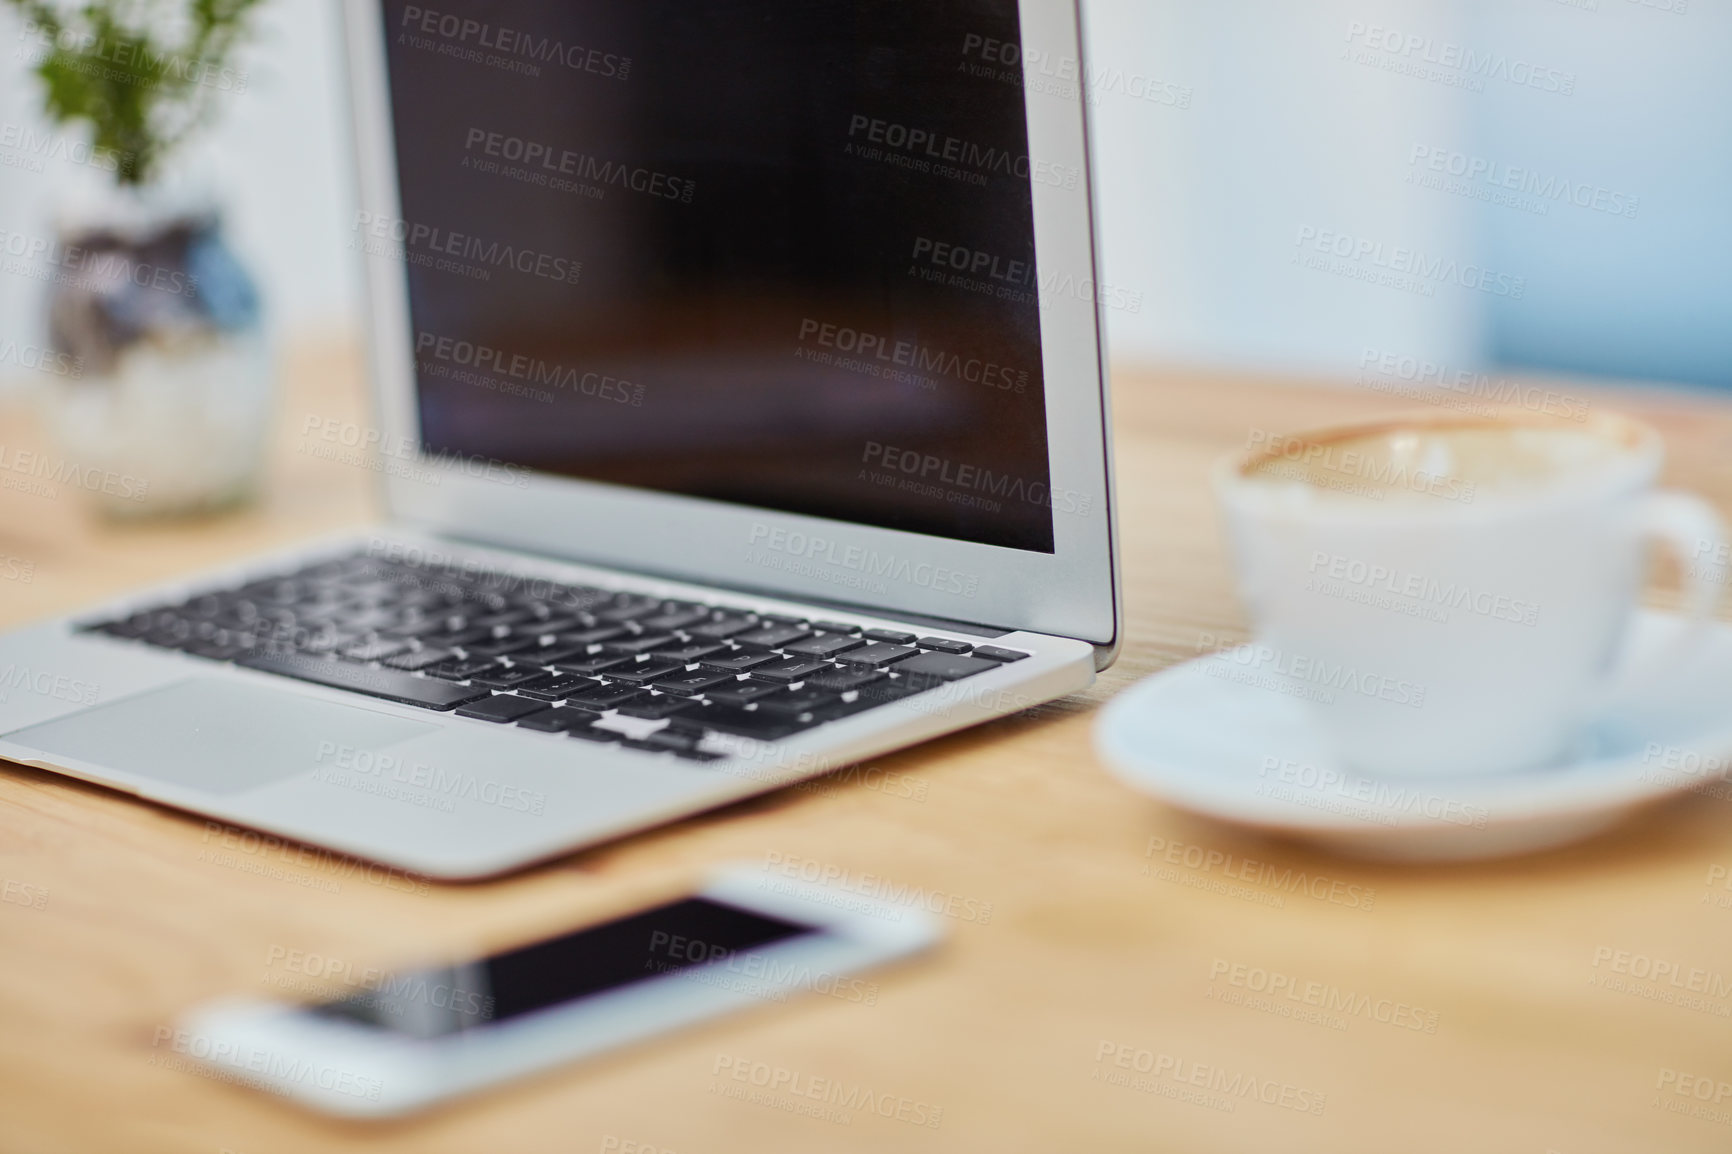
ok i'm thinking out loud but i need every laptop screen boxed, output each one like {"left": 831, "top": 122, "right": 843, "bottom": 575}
{"left": 377, "top": 0, "right": 1056, "bottom": 554}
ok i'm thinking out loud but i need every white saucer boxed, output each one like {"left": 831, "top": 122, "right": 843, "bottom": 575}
{"left": 1095, "top": 609, "right": 1732, "bottom": 861}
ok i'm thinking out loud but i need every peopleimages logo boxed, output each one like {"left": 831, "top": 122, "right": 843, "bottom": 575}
{"left": 796, "top": 318, "right": 1028, "bottom": 393}
{"left": 845, "top": 113, "right": 1079, "bottom": 189}
{"left": 910, "top": 236, "right": 1033, "bottom": 288}
{"left": 0, "top": 664, "right": 98, "bottom": 706}
{"left": 16, "top": 21, "right": 248, "bottom": 93}
{"left": 0, "top": 227, "right": 198, "bottom": 299}
{"left": 462, "top": 128, "right": 694, "bottom": 203}
{"left": 1357, "top": 347, "right": 1590, "bottom": 421}
{"left": 1293, "top": 226, "right": 1525, "bottom": 299}
{"left": 1342, "top": 21, "right": 1576, "bottom": 95}
{"left": 352, "top": 211, "right": 582, "bottom": 285}
{"left": 748, "top": 524, "right": 979, "bottom": 598}
{"left": 1406, "top": 145, "right": 1639, "bottom": 219}
{"left": 0, "top": 121, "right": 125, "bottom": 173}
{"left": 415, "top": 332, "right": 645, "bottom": 406}
{"left": 398, "top": 5, "right": 631, "bottom": 79}
{"left": 862, "top": 441, "right": 1090, "bottom": 516}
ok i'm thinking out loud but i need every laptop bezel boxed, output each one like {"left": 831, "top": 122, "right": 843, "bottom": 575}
{"left": 340, "top": 0, "right": 1119, "bottom": 653}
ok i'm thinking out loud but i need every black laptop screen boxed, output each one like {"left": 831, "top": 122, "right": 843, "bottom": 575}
{"left": 377, "top": 0, "right": 1056, "bottom": 554}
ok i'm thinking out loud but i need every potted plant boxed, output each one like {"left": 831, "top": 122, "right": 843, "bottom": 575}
{"left": 6, "top": 0, "right": 271, "bottom": 517}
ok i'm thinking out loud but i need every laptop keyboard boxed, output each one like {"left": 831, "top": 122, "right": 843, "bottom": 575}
{"left": 79, "top": 551, "right": 1029, "bottom": 762}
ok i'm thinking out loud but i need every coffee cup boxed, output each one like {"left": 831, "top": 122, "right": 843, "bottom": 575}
{"left": 1212, "top": 410, "right": 1726, "bottom": 776}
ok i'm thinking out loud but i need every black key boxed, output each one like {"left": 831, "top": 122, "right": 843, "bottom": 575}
{"left": 666, "top": 704, "right": 803, "bottom": 740}
{"left": 456, "top": 695, "right": 551, "bottom": 723}
{"left": 469, "top": 665, "right": 549, "bottom": 690}
{"left": 331, "top": 607, "right": 399, "bottom": 632}
{"left": 755, "top": 614, "right": 809, "bottom": 627}
{"left": 651, "top": 670, "right": 737, "bottom": 697}
{"left": 302, "top": 625, "right": 365, "bottom": 653}
{"left": 419, "top": 626, "right": 493, "bottom": 648}
{"left": 208, "top": 611, "right": 261, "bottom": 634}
{"left": 514, "top": 615, "right": 583, "bottom": 636}
{"left": 85, "top": 613, "right": 153, "bottom": 638}
{"left": 653, "top": 641, "right": 728, "bottom": 665}
{"left": 566, "top": 683, "right": 648, "bottom": 710}
{"left": 613, "top": 694, "right": 700, "bottom": 720}
{"left": 335, "top": 578, "right": 399, "bottom": 601}
{"left": 699, "top": 650, "right": 779, "bottom": 674}
{"left": 916, "top": 636, "right": 974, "bottom": 655}
{"left": 567, "top": 725, "right": 623, "bottom": 743}
{"left": 601, "top": 633, "right": 680, "bottom": 656}
{"left": 515, "top": 673, "right": 601, "bottom": 701}
{"left": 516, "top": 706, "right": 603, "bottom": 733}
{"left": 621, "top": 729, "right": 702, "bottom": 755}
{"left": 749, "top": 657, "right": 833, "bottom": 683}
{"left": 472, "top": 609, "right": 534, "bottom": 629}
{"left": 803, "top": 667, "right": 887, "bottom": 692}
{"left": 969, "top": 641, "right": 1018, "bottom": 661}
{"left": 814, "top": 679, "right": 919, "bottom": 721}
{"left": 603, "top": 658, "right": 687, "bottom": 685}
{"left": 732, "top": 624, "right": 814, "bottom": 650}
{"left": 183, "top": 619, "right": 225, "bottom": 643}
{"left": 862, "top": 628, "right": 917, "bottom": 645}
{"left": 551, "top": 654, "right": 632, "bottom": 677}
{"left": 422, "top": 657, "right": 500, "bottom": 682}
{"left": 594, "top": 598, "right": 663, "bottom": 623}
{"left": 834, "top": 643, "right": 919, "bottom": 669}
{"left": 184, "top": 640, "right": 250, "bottom": 661}
{"left": 464, "top": 636, "right": 538, "bottom": 658}
{"left": 686, "top": 616, "right": 757, "bottom": 641}
{"left": 338, "top": 639, "right": 411, "bottom": 662}
{"left": 812, "top": 620, "right": 862, "bottom": 635}
{"left": 754, "top": 688, "right": 845, "bottom": 717}
{"left": 237, "top": 653, "right": 490, "bottom": 711}
{"left": 512, "top": 643, "right": 589, "bottom": 667}
{"left": 705, "top": 681, "right": 786, "bottom": 707}
{"left": 237, "top": 580, "right": 301, "bottom": 605}
{"left": 782, "top": 634, "right": 866, "bottom": 659}
{"left": 376, "top": 618, "right": 444, "bottom": 640}
{"left": 854, "top": 674, "right": 938, "bottom": 705}
{"left": 892, "top": 651, "right": 1003, "bottom": 681}
{"left": 382, "top": 647, "right": 456, "bottom": 672}
{"left": 556, "top": 625, "right": 628, "bottom": 647}
{"left": 976, "top": 641, "right": 1025, "bottom": 661}
{"left": 179, "top": 594, "right": 227, "bottom": 618}
{"left": 142, "top": 623, "right": 193, "bottom": 648}
{"left": 639, "top": 608, "right": 711, "bottom": 632}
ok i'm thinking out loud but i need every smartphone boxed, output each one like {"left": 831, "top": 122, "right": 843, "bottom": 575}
{"left": 175, "top": 866, "right": 939, "bottom": 1117}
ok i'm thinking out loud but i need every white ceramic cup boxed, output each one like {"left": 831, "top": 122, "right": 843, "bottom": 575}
{"left": 1213, "top": 410, "right": 1726, "bottom": 777}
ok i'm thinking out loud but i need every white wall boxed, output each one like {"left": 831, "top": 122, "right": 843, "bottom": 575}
{"left": 1082, "top": 0, "right": 1485, "bottom": 376}
{"left": 1082, "top": 0, "right": 1732, "bottom": 388}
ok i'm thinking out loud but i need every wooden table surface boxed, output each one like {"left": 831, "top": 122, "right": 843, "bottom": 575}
{"left": 3, "top": 341, "right": 1731, "bottom": 1153}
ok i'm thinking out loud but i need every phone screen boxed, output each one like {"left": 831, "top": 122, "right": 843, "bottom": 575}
{"left": 308, "top": 897, "right": 818, "bottom": 1038}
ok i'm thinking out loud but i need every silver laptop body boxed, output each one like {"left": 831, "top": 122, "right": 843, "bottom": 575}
{"left": 0, "top": 0, "right": 1118, "bottom": 877}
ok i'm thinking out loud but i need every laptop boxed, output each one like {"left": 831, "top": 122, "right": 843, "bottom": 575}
{"left": 0, "top": 0, "right": 1118, "bottom": 878}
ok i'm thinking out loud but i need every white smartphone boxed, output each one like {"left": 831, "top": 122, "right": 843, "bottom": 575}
{"left": 174, "top": 866, "right": 940, "bottom": 1117}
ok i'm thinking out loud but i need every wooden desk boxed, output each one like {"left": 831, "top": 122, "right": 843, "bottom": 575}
{"left": 3, "top": 342, "right": 1731, "bottom": 1153}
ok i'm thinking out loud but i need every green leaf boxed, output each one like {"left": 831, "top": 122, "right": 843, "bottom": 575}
{"left": 3, "top": 0, "right": 265, "bottom": 185}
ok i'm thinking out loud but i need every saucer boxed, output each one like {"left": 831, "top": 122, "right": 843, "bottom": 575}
{"left": 1094, "top": 609, "right": 1732, "bottom": 861}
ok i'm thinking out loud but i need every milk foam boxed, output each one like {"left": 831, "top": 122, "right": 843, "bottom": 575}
{"left": 1244, "top": 423, "right": 1640, "bottom": 505}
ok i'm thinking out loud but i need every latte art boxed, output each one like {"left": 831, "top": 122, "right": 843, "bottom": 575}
{"left": 1243, "top": 420, "right": 1644, "bottom": 505}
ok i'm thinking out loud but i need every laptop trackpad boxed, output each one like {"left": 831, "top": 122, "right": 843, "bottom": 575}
{"left": 2, "top": 678, "right": 438, "bottom": 796}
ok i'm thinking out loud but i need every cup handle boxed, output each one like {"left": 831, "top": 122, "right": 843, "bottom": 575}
{"left": 1609, "top": 490, "right": 1727, "bottom": 693}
